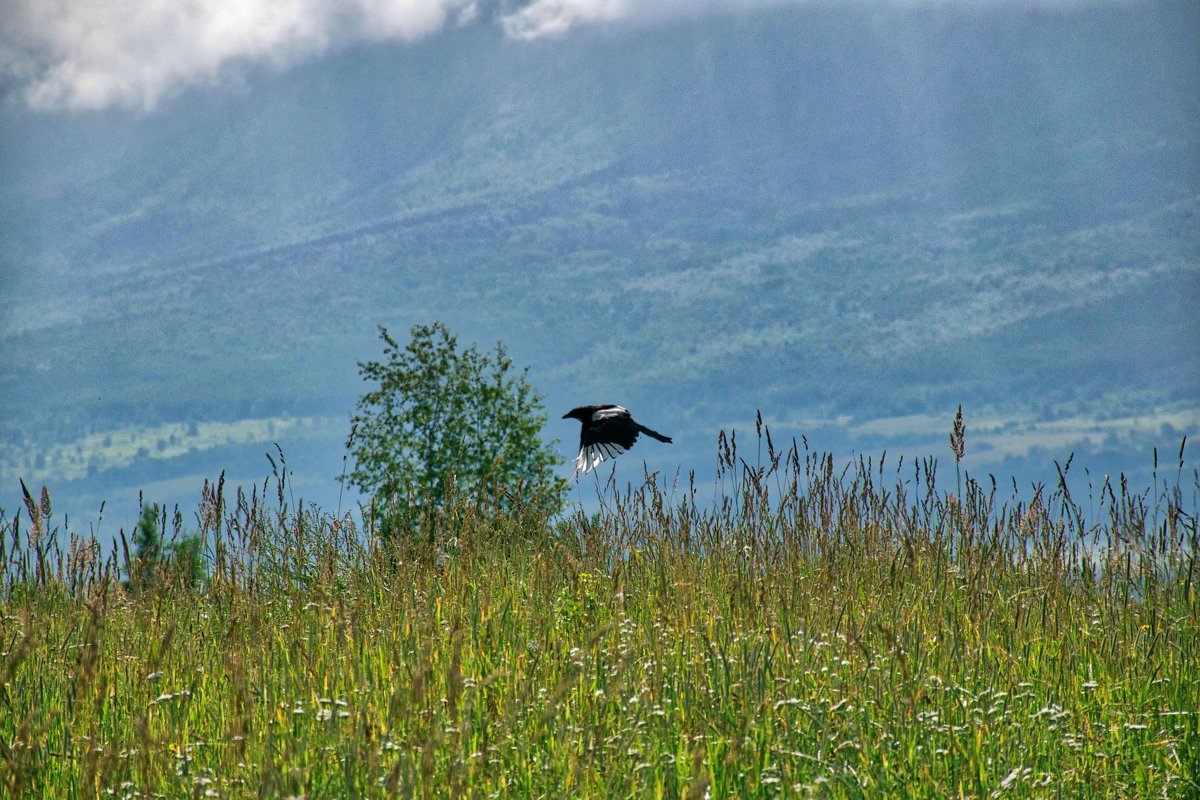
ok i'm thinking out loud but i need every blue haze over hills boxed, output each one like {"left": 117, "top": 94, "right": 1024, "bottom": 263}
{"left": 0, "top": 2, "right": 1197, "bottom": 534}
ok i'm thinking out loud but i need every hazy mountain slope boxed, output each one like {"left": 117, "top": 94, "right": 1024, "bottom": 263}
{"left": 1, "top": 3, "right": 1197, "bottom": 526}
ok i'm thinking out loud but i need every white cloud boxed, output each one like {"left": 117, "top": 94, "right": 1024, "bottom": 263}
{"left": 0, "top": 0, "right": 1123, "bottom": 112}
{"left": 500, "top": 0, "right": 629, "bottom": 40}
{"left": 499, "top": 0, "right": 1127, "bottom": 40}
{"left": 0, "top": 0, "right": 474, "bottom": 111}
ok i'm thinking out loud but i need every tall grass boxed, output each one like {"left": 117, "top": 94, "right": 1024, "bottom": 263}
{"left": 2, "top": 421, "right": 1197, "bottom": 798}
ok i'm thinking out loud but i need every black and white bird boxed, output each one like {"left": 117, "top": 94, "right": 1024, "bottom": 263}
{"left": 563, "top": 404, "right": 672, "bottom": 476}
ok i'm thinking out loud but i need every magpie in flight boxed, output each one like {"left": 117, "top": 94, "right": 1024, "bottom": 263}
{"left": 563, "top": 404, "right": 672, "bottom": 475}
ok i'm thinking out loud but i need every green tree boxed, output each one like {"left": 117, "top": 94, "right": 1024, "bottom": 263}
{"left": 128, "top": 503, "right": 209, "bottom": 591}
{"left": 347, "top": 322, "right": 566, "bottom": 537}
{"left": 130, "top": 503, "right": 161, "bottom": 591}
{"left": 167, "top": 534, "right": 208, "bottom": 589}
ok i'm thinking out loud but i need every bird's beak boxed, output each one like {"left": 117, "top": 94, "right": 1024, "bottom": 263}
{"left": 561, "top": 412, "right": 570, "bottom": 419}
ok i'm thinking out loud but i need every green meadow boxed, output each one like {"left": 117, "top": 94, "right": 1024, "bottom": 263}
{"left": 2, "top": 429, "right": 1197, "bottom": 798}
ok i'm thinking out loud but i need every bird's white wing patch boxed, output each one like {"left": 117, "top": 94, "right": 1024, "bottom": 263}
{"left": 575, "top": 441, "right": 628, "bottom": 475}
{"left": 591, "top": 405, "right": 629, "bottom": 422}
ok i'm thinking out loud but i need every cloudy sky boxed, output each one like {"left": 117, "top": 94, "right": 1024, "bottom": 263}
{"left": 1, "top": 0, "right": 1111, "bottom": 111}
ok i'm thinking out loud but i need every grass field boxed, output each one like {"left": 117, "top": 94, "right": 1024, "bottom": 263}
{"left": 2, "top": 426, "right": 1197, "bottom": 798}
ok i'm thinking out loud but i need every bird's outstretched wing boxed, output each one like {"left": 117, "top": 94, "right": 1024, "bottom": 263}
{"left": 576, "top": 406, "right": 639, "bottom": 475}
{"left": 570, "top": 405, "right": 673, "bottom": 476}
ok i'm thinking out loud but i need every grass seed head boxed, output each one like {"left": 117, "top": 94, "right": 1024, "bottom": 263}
{"left": 950, "top": 405, "right": 966, "bottom": 462}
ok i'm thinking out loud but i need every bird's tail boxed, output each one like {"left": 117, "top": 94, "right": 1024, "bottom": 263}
{"left": 638, "top": 424, "right": 672, "bottom": 444}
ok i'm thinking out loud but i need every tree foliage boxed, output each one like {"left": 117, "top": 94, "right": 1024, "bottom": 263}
{"left": 127, "top": 503, "right": 208, "bottom": 591}
{"left": 347, "top": 322, "right": 566, "bottom": 531}
{"left": 130, "top": 504, "right": 161, "bottom": 591}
